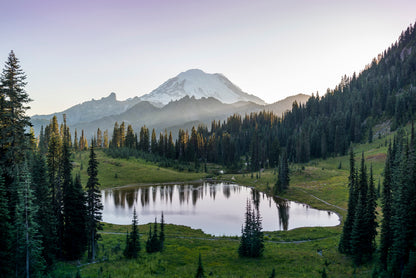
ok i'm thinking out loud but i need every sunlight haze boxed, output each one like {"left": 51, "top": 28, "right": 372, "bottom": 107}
{"left": 1, "top": 0, "right": 415, "bottom": 115}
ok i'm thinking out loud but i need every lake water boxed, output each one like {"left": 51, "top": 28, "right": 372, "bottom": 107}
{"left": 101, "top": 182, "right": 340, "bottom": 236}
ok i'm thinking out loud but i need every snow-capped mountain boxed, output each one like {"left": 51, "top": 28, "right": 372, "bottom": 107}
{"left": 138, "top": 69, "right": 266, "bottom": 107}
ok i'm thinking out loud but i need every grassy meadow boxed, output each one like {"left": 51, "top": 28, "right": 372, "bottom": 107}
{"left": 72, "top": 150, "right": 206, "bottom": 189}
{"left": 55, "top": 132, "right": 397, "bottom": 277}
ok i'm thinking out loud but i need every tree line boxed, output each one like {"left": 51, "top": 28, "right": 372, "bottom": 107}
{"left": 101, "top": 21, "right": 416, "bottom": 170}
{"left": 0, "top": 51, "right": 103, "bottom": 277}
{"left": 375, "top": 128, "right": 416, "bottom": 277}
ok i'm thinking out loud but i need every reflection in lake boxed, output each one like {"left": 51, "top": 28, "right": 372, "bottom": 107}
{"left": 102, "top": 182, "right": 339, "bottom": 236}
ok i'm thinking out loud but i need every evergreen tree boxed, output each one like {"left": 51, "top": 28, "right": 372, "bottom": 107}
{"left": 73, "top": 129, "right": 78, "bottom": 151}
{"left": 0, "top": 50, "right": 31, "bottom": 187}
{"left": 195, "top": 253, "right": 205, "bottom": 278}
{"left": 238, "top": 201, "right": 264, "bottom": 257}
{"left": 0, "top": 173, "right": 12, "bottom": 277}
{"left": 379, "top": 144, "right": 393, "bottom": 270}
{"left": 151, "top": 129, "right": 157, "bottom": 154}
{"left": 339, "top": 147, "right": 357, "bottom": 254}
{"left": 146, "top": 217, "right": 161, "bottom": 253}
{"left": 14, "top": 163, "right": 45, "bottom": 277}
{"left": 146, "top": 225, "right": 152, "bottom": 253}
{"left": 364, "top": 165, "right": 378, "bottom": 256}
{"left": 274, "top": 150, "right": 289, "bottom": 194}
{"left": 350, "top": 186, "right": 367, "bottom": 265}
{"left": 103, "top": 130, "right": 109, "bottom": 148}
{"left": 96, "top": 128, "right": 102, "bottom": 148}
{"left": 86, "top": 144, "right": 103, "bottom": 261}
{"left": 125, "top": 125, "right": 135, "bottom": 149}
{"left": 63, "top": 174, "right": 88, "bottom": 260}
{"left": 124, "top": 207, "right": 140, "bottom": 259}
{"left": 30, "top": 153, "right": 56, "bottom": 265}
{"left": 350, "top": 153, "right": 368, "bottom": 265}
{"left": 159, "top": 212, "right": 165, "bottom": 251}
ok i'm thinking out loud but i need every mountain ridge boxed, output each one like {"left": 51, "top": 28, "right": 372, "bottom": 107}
{"left": 138, "top": 69, "right": 266, "bottom": 107}
{"left": 30, "top": 69, "right": 310, "bottom": 138}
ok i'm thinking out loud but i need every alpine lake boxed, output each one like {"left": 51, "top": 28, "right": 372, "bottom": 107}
{"left": 101, "top": 182, "right": 340, "bottom": 236}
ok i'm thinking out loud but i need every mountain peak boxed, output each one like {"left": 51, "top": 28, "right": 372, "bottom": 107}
{"left": 138, "top": 69, "right": 266, "bottom": 107}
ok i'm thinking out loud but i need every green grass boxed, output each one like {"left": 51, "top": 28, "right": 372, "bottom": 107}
{"left": 72, "top": 150, "right": 206, "bottom": 189}
{"left": 52, "top": 223, "right": 373, "bottom": 278}
{"left": 55, "top": 135, "right": 394, "bottom": 277}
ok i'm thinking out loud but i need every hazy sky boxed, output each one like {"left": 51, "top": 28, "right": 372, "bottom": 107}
{"left": 1, "top": 0, "right": 415, "bottom": 115}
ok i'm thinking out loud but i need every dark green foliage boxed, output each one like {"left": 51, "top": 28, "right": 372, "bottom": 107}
{"left": 339, "top": 147, "right": 357, "bottom": 254}
{"left": 195, "top": 253, "right": 205, "bottom": 278}
{"left": 0, "top": 51, "right": 31, "bottom": 183}
{"left": 364, "top": 166, "right": 378, "bottom": 255}
{"left": 402, "top": 251, "right": 416, "bottom": 278}
{"left": 339, "top": 150, "right": 377, "bottom": 265}
{"left": 379, "top": 145, "right": 393, "bottom": 269}
{"left": 274, "top": 150, "right": 289, "bottom": 194}
{"left": 86, "top": 144, "right": 103, "bottom": 261}
{"left": 0, "top": 174, "right": 12, "bottom": 277}
{"left": 380, "top": 130, "right": 416, "bottom": 277}
{"left": 14, "top": 163, "right": 45, "bottom": 277}
{"left": 30, "top": 153, "right": 57, "bottom": 265}
{"left": 63, "top": 174, "right": 88, "bottom": 260}
{"left": 321, "top": 267, "right": 327, "bottom": 278}
{"left": 102, "top": 22, "right": 416, "bottom": 174}
{"left": 146, "top": 214, "right": 165, "bottom": 253}
{"left": 269, "top": 268, "right": 276, "bottom": 278}
{"left": 238, "top": 201, "right": 264, "bottom": 258}
{"left": 124, "top": 207, "right": 140, "bottom": 259}
{"left": 160, "top": 212, "right": 165, "bottom": 251}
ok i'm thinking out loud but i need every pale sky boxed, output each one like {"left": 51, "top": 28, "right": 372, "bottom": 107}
{"left": 1, "top": 0, "right": 415, "bottom": 116}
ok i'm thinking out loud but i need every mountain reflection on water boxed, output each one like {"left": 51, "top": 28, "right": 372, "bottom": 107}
{"left": 102, "top": 182, "right": 339, "bottom": 236}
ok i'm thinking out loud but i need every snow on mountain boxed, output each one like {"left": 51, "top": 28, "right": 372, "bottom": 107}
{"left": 138, "top": 69, "right": 266, "bottom": 106}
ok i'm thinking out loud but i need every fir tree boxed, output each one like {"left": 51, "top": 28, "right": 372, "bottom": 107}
{"left": 379, "top": 144, "right": 393, "bottom": 270}
{"left": 364, "top": 165, "right": 378, "bottom": 256}
{"left": 274, "top": 150, "right": 289, "bottom": 194}
{"left": 159, "top": 212, "right": 165, "bottom": 251}
{"left": 146, "top": 217, "right": 161, "bottom": 253}
{"left": 350, "top": 153, "right": 368, "bottom": 265}
{"left": 63, "top": 174, "right": 88, "bottom": 260}
{"left": 124, "top": 207, "right": 140, "bottom": 259}
{"left": 0, "top": 173, "right": 12, "bottom": 277}
{"left": 14, "top": 163, "right": 45, "bottom": 277}
{"left": 30, "top": 153, "right": 56, "bottom": 265}
{"left": 238, "top": 201, "right": 264, "bottom": 257}
{"left": 339, "top": 147, "right": 357, "bottom": 254}
{"left": 0, "top": 50, "right": 31, "bottom": 187}
{"left": 86, "top": 144, "right": 103, "bottom": 261}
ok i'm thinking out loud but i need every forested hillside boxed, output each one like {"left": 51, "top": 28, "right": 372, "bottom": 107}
{"left": 101, "top": 22, "right": 416, "bottom": 170}
{"left": 2, "top": 20, "right": 416, "bottom": 278}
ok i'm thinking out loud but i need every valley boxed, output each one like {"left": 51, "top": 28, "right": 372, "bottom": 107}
{"left": 50, "top": 132, "right": 390, "bottom": 277}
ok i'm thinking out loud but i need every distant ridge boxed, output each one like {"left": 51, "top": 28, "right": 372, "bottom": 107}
{"left": 30, "top": 70, "right": 309, "bottom": 138}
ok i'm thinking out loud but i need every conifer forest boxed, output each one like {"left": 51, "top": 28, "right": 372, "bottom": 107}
{"left": 1, "top": 19, "right": 416, "bottom": 278}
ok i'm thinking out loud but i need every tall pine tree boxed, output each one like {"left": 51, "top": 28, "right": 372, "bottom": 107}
{"left": 124, "top": 207, "right": 140, "bottom": 259}
{"left": 339, "top": 147, "right": 357, "bottom": 254}
{"left": 0, "top": 173, "right": 12, "bottom": 277}
{"left": 86, "top": 144, "right": 103, "bottom": 261}
{"left": 63, "top": 173, "right": 88, "bottom": 260}
{"left": 14, "top": 163, "right": 45, "bottom": 277}
{"left": 379, "top": 144, "right": 393, "bottom": 270}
